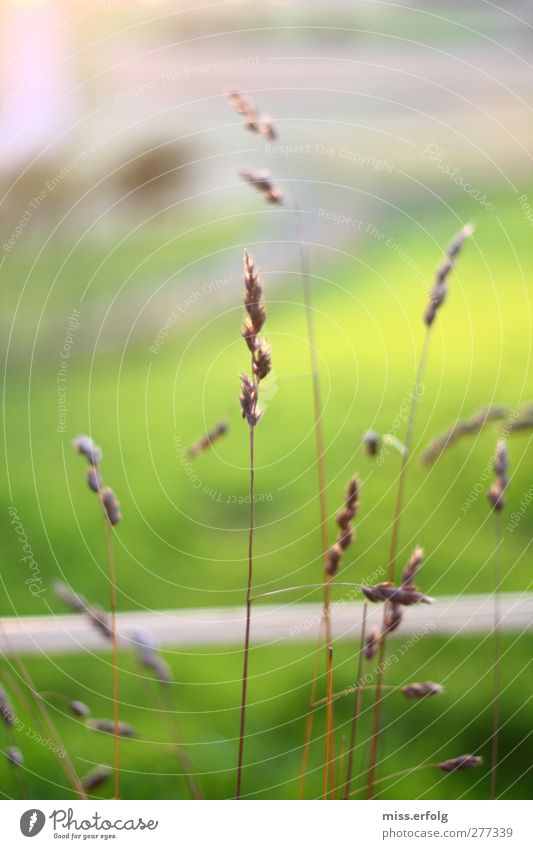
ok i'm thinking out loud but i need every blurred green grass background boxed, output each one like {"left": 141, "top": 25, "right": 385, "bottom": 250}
{"left": 1, "top": 635, "right": 530, "bottom": 800}
{"left": 2, "top": 185, "right": 532, "bottom": 799}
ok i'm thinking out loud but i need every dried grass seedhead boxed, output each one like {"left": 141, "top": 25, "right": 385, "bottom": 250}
{"left": 87, "top": 605, "right": 113, "bottom": 640}
{"left": 87, "top": 467, "right": 102, "bottom": 493}
{"left": 362, "top": 582, "right": 432, "bottom": 606}
{"left": 130, "top": 628, "right": 172, "bottom": 687}
{"left": 73, "top": 435, "right": 102, "bottom": 466}
{"left": 55, "top": 583, "right": 114, "bottom": 642}
{"left": 437, "top": 754, "right": 483, "bottom": 772}
{"left": 187, "top": 421, "right": 228, "bottom": 460}
{"left": 424, "top": 223, "right": 473, "bottom": 327}
{"left": 226, "top": 86, "right": 278, "bottom": 141}
{"left": 363, "top": 430, "right": 380, "bottom": 457}
{"left": 487, "top": 439, "right": 509, "bottom": 512}
{"left": 258, "top": 115, "right": 277, "bottom": 141}
{"left": 240, "top": 251, "right": 272, "bottom": 428}
{"left": 243, "top": 250, "right": 266, "bottom": 337}
{"left": 74, "top": 436, "right": 122, "bottom": 525}
{"left": 507, "top": 402, "right": 533, "bottom": 433}
{"left": 82, "top": 764, "right": 112, "bottom": 791}
{"left": 5, "top": 746, "right": 23, "bottom": 767}
{"left": 101, "top": 487, "right": 121, "bottom": 526}
{"left": 363, "top": 628, "right": 379, "bottom": 661}
{"left": 226, "top": 87, "right": 259, "bottom": 132}
{"left": 89, "top": 719, "right": 136, "bottom": 738}
{"left": 326, "top": 475, "right": 360, "bottom": 575}
{"left": 401, "top": 546, "right": 424, "bottom": 586}
{"left": 54, "top": 581, "right": 87, "bottom": 613}
{"left": 69, "top": 700, "right": 91, "bottom": 718}
{"left": 421, "top": 405, "right": 509, "bottom": 466}
{"left": 384, "top": 602, "right": 403, "bottom": 634}
{"left": 402, "top": 681, "right": 444, "bottom": 699}
{"left": 254, "top": 340, "right": 272, "bottom": 381}
{"left": 0, "top": 685, "right": 14, "bottom": 727}
{"left": 239, "top": 167, "right": 283, "bottom": 205}
{"left": 240, "top": 373, "right": 261, "bottom": 427}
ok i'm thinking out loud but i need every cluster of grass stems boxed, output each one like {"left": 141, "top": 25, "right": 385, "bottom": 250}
{"left": 1, "top": 86, "right": 528, "bottom": 802}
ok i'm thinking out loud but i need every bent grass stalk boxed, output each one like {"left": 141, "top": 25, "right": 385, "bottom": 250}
{"left": 0, "top": 625, "right": 86, "bottom": 798}
{"left": 148, "top": 683, "right": 204, "bottom": 800}
{"left": 352, "top": 755, "right": 482, "bottom": 797}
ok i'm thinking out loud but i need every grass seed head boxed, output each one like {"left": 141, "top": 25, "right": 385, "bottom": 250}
{"left": 101, "top": 487, "right": 121, "bottom": 525}
{"left": 82, "top": 764, "right": 113, "bottom": 791}
{"left": 69, "top": 700, "right": 91, "bottom": 718}
{"left": 402, "top": 681, "right": 444, "bottom": 699}
{"left": 401, "top": 546, "right": 424, "bottom": 586}
{"left": 186, "top": 421, "right": 228, "bottom": 459}
{"left": 73, "top": 435, "right": 102, "bottom": 466}
{"left": 90, "top": 719, "right": 136, "bottom": 737}
{"left": 424, "top": 223, "right": 473, "bottom": 327}
{"left": 5, "top": 746, "right": 23, "bottom": 767}
{"left": 0, "top": 685, "right": 14, "bottom": 726}
{"left": 437, "top": 754, "right": 483, "bottom": 772}
{"left": 239, "top": 167, "right": 283, "bottom": 205}
{"left": 363, "top": 628, "right": 379, "bottom": 661}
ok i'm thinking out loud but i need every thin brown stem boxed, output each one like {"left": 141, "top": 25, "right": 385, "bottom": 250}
{"left": 236, "top": 422, "right": 255, "bottom": 799}
{"left": 291, "top": 199, "right": 332, "bottom": 799}
{"left": 323, "top": 645, "right": 334, "bottom": 799}
{"left": 101, "top": 515, "right": 120, "bottom": 800}
{"left": 491, "top": 512, "right": 502, "bottom": 799}
{"left": 297, "top": 618, "right": 324, "bottom": 799}
{"left": 343, "top": 602, "right": 367, "bottom": 798}
{"left": 337, "top": 736, "right": 346, "bottom": 791}
{"left": 367, "top": 328, "right": 431, "bottom": 798}
{"left": 267, "top": 152, "right": 330, "bottom": 797}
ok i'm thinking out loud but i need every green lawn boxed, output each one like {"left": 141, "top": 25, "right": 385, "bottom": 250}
{"left": 0, "top": 634, "right": 530, "bottom": 800}
{"left": 3, "top": 191, "right": 532, "bottom": 615}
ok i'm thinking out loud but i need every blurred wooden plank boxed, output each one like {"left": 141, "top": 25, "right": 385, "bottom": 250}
{"left": 0, "top": 593, "right": 531, "bottom": 656}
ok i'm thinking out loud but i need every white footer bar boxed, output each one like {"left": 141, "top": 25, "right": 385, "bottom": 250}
{"left": 1, "top": 799, "right": 528, "bottom": 847}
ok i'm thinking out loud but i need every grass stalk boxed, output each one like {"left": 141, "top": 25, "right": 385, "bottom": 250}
{"left": 366, "top": 327, "right": 431, "bottom": 798}
{"left": 100, "top": 512, "right": 120, "bottom": 800}
{"left": 323, "top": 645, "right": 335, "bottom": 799}
{"left": 236, "top": 422, "right": 255, "bottom": 799}
{"left": 236, "top": 250, "right": 271, "bottom": 799}
{"left": 490, "top": 512, "right": 502, "bottom": 798}
{"left": 297, "top": 619, "right": 324, "bottom": 799}
{"left": 149, "top": 683, "right": 204, "bottom": 800}
{"left": 343, "top": 602, "right": 368, "bottom": 798}
{"left": 0, "top": 626, "right": 86, "bottom": 798}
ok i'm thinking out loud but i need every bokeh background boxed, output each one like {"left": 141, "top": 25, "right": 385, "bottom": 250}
{"left": 1, "top": 0, "right": 532, "bottom": 799}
